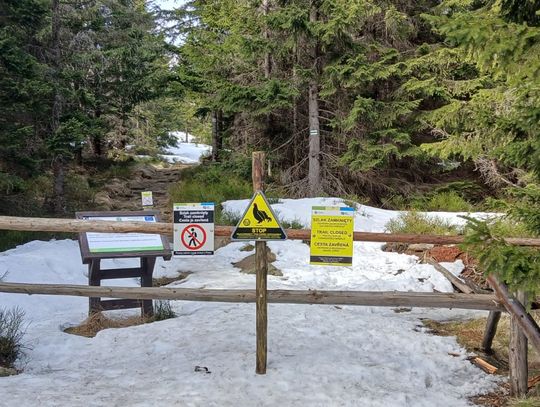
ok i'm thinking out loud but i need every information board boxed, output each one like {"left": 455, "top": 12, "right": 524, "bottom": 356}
{"left": 76, "top": 211, "right": 171, "bottom": 263}
{"left": 173, "top": 202, "right": 215, "bottom": 256}
{"left": 310, "top": 206, "right": 354, "bottom": 266}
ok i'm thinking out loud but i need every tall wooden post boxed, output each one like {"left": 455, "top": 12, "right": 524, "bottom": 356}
{"left": 510, "top": 290, "right": 528, "bottom": 397}
{"left": 252, "top": 151, "right": 268, "bottom": 374}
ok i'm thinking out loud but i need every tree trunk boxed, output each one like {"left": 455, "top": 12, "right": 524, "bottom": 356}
{"left": 308, "top": 0, "right": 321, "bottom": 196}
{"left": 52, "top": 156, "right": 65, "bottom": 213}
{"left": 211, "top": 110, "right": 220, "bottom": 162}
{"left": 51, "top": 0, "right": 65, "bottom": 213}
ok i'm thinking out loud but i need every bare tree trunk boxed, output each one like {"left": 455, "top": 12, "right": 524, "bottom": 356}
{"left": 263, "top": 0, "right": 271, "bottom": 79}
{"left": 51, "top": 0, "right": 65, "bottom": 213}
{"left": 308, "top": 0, "right": 321, "bottom": 196}
{"left": 211, "top": 110, "right": 220, "bottom": 161}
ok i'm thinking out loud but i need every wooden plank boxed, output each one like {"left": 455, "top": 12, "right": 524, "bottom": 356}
{"left": 482, "top": 311, "right": 502, "bottom": 353}
{"left": 100, "top": 299, "right": 142, "bottom": 311}
{"left": 424, "top": 257, "right": 474, "bottom": 294}
{"left": 99, "top": 267, "right": 144, "bottom": 280}
{"left": 253, "top": 151, "right": 268, "bottom": 375}
{"left": 1, "top": 216, "right": 539, "bottom": 247}
{"left": 510, "top": 290, "right": 529, "bottom": 397}
{"left": 0, "top": 282, "right": 506, "bottom": 310}
{"left": 487, "top": 275, "right": 540, "bottom": 352}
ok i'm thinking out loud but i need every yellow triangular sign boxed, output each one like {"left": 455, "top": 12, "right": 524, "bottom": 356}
{"left": 231, "top": 192, "right": 287, "bottom": 241}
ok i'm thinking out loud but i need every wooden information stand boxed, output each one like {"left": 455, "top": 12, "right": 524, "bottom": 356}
{"left": 76, "top": 211, "right": 171, "bottom": 316}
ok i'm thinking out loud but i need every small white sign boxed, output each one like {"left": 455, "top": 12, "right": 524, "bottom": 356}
{"left": 141, "top": 191, "right": 153, "bottom": 207}
{"left": 173, "top": 203, "right": 214, "bottom": 256}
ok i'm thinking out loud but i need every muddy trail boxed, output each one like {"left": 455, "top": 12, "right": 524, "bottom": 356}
{"left": 94, "top": 163, "right": 192, "bottom": 222}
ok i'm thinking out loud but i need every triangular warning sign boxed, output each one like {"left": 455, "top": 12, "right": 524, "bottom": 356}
{"left": 231, "top": 192, "right": 287, "bottom": 241}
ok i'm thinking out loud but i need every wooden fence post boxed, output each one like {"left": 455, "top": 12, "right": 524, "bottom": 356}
{"left": 252, "top": 151, "right": 268, "bottom": 375}
{"left": 482, "top": 311, "right": 501, "bottom": 353}
{"left": 510, "top": 290, "right": 528, "bottom": 397}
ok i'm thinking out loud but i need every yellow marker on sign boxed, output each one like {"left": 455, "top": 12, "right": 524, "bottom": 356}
{"left": 231, "top": 192, "right": 287, "bottom": 241}
{"left": 310, "top": 206, "right": 354, "bottom": 266}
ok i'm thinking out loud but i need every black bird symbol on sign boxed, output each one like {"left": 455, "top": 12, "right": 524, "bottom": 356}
{"left": 253, "top": 203, "right": 272, "bottom": 224}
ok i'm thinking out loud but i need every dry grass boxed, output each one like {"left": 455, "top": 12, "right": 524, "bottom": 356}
{"left": 423, "top": 312, "right": 540, "bottom": 406}
{"left": 64, "top": 312, "right": 151, "bottom": 338}
{"left": 153, "top": 272, "right": 191, "bottom": 287}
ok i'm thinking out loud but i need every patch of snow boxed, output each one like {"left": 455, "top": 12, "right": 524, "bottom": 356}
{"left": 223, "top": 197, "right": 496, "bottom": 233}
{"left": 160, "top": 132, "right": 212, "bottom": 164}
{"left": 0, "top": 198, "right": 501, "bottom": 405}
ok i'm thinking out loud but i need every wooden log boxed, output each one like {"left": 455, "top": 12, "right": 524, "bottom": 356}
{"left": 0, "top": 282, "right": 506, "bottom": 310}
{"left": 469, "top": 356, "right": 498, "bottom": 374}
{"left": 424, "top": 257, "right": 474, "bottom": 294}
{"left": 487, "top": 275, "right": 540, "bottom": 352}
{"left": 509, "top": 290, "right": 529, "bottom": 397}
{"left": 253, "top": 151, "right": 268, "bottom": 375}
{"left": 482, "top": 311, "right": 502, "bottom": 353}
{"left": 1, "top": 216, "right": 539, "bottom": 247}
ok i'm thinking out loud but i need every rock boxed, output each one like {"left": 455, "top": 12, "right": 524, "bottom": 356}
{"left": 0, "top": 366, "right": 17, "bottom": 377}
{"left": 93, "top": 191, "right": 113, "bottom": 210}
{"left": 215, "top": 236, "right": 231, "bottom": 251}
{"left": 407, "top": 243, "right": 435, "bottom": 252}
{"left": 233, "top": 246, "right": 282, "bottom": 276}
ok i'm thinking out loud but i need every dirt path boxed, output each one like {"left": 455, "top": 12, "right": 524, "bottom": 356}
{"left": 95, "top": 163, "right": 192, "bottom": 222}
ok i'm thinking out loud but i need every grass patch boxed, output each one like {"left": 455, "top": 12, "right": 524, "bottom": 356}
{"left": 0, "top": 307, "right": 26, "bottom": 369}
{"left": 64, "top": 313, "right": 149, "bottom": 338}
{"left": 385, "top": 212, "right": 462, "bottom": 236}
{"left": 65, "top": 305, "right": 178, "bottom": 338}
{"left": 0, "top": 231, "right": 75, "bottom": 253}
{"left": 509, "top": 398, "right": 540, "bottom": 407}
{"left": 169, "top": 161, "right": 253, "bottom": 224}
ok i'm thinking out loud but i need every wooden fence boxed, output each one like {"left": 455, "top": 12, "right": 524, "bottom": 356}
{"left": 0, "top": 151, "right": 539, "bottom": 396}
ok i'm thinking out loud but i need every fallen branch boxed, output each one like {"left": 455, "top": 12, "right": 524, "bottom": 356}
{"left": 487, "top": 275, "right": 540, "bottom": 353}
{"left": 468, "top": 356, "right": 498, "bottom": 374}
{"left": 424, "top": 257, "right": 475, "bottom": 294}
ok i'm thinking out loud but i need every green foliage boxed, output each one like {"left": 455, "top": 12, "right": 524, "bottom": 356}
{"left": 382, "top": 184, "right": 477, "bottom": 212}
{"left": 463, "top": 217, "right": 540, "bottom": 299}
{"left": 169, "top": 159, "right": 253, "bottom": 225}
{"left": 279, "top": 218, "right": 304, "bottom": 230}
{"left": 385, "top": 212, "right": 462, "bottom": 235}
{"left": 0, "top": 307, "right": 26, "bottom": 369}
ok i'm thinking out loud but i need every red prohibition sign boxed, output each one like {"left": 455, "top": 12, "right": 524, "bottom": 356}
{"left": 181, "top": 224, "right": 206, "bottom": 250}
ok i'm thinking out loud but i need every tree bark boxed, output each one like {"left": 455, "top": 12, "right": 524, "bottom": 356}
{"left": 211, "top": 110, "right": 221, "bottom": 161}
{"left": 308, "top": 0, "right": 321, "bottom": 196}
{"left": 51, "top": 0, "right": 65, "bottom": 213}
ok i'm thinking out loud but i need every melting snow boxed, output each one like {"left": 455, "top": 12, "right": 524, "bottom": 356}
{"left": 0, "top": 200, "right": 500, "bottom": 406}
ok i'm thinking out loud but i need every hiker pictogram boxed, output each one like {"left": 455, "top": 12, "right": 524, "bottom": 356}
{"left": 181, "top": 224, "right": 206, "bottom": 250}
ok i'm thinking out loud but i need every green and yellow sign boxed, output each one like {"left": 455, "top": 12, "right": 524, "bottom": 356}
{"left": 310, "top": 206, "right": 354, "bottom": 266}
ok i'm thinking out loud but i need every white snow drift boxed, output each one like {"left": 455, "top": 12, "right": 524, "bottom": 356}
{"left": 0, "top": 199, "right": 499, "bottom": 406}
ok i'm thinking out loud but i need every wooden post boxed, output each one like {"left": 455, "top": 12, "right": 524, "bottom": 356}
{"left": 510, "top": 290, "right": 528, "bottom": 397}
{"left": 88, "top": 259, "right": 101, "bottom": 314}
{"left": 482, "top": 311, "right": 501, "bottom": 353}
{"left": 253, "top": 151, "right": 268, "bottom": 374}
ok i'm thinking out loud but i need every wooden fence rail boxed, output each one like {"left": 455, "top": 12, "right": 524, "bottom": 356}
{"left": 0, "top": 282, "right": 505, "bottom": 311}
{"left": 1, "top": 216, "right": 540, "bottom": 247}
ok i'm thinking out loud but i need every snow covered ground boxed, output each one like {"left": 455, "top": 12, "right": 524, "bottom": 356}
{"left": 160, "top": 131, "right": 212, "bottom": 164}
{"left": 0, "top": 200, "right": 500, "bottom": 406}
